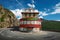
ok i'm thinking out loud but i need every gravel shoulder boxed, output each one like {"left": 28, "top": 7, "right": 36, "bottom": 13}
{"left": 0, "top": 28, "right": 60, "bottom": 40}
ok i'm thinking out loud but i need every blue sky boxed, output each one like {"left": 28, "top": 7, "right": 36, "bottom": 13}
{"left": 0, "top": 0, "right": 60, "bottom": 21}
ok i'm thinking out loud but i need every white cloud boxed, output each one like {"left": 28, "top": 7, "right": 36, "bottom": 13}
{"left": 44, "top": 8, "right": 50, "bottom": 12}
{"left": 11, "top": 9, "right": 47, "bottom": 19}
{"left": 55, "top": 3, "right": 60, "bottom": 8}
{"left": 39, "top": 12, "right": 48, "bottom": 16}
{"left": 51, "top": 9, "right": 60, "bottom": 14}
{"left": 32, "top": 0, "right": 34, "bottom": 3}
{"left": 51, "top": 3, "right": 60, "bottom": 14}
{"left": 27, "top": 3, "right": 35, "bottom": 8}
{"left": 38, "top": 11, "right": 49, "bottom": 18}
{"left": 11, "top": 9, "right": 22, "bottom": 19}
{"left": 39, "top": 8, "right": 49, "bottom": 17}
{"left": 39, "top": 16, "right": 43, "bottom": 18}
{"left": 34, "top": 10, "right": 39, "bottom": 12}
{"left": 55, "top": 20, "right": 60, "bottom": 21}
{"left": 27, "top": 0, "right": 35, "bottom": 8}
{"left": 42, "top": 12, "right": 48, "bottom": 16}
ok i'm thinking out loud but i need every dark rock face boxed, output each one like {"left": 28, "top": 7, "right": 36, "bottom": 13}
{"left": 0, "top": 5, "right": 19, "bottom": 28}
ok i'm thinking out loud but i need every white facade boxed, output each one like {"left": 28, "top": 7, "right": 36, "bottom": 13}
{"left": 31, "top": 21, "right": 34, "bottom": 24}
{"left": 32, "top": 28, "right": 40, "bottom": 32}
{"left": 20, "top": 28, "right": 40, "bottom": 32}
{"left": 20, "top": 21, "right": 41, "bottom": 24}
{"left": 27, "top": 21, "right": 30, "bottom": 24}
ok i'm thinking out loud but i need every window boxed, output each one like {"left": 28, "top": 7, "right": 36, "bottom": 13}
{"left": 40, "top": 22, "right": 41, "bottom": 24}
{"left": 23, "top": 21, "right": 26, "bottom": 24}
{"left": 31, "top": 21, "right": 32, "bottom": 24}
{"left": 25, "top": 14, "right": 27, "bottom": 17}
{"left": 34, "top": 21, "right": 40, "bottom": 24}
{"left": 36, "top": 21, "right": 41, "bottom": 24}
{"left": 31, "top": 14, "right": 33, "bottom": 17}
{"left": 31, "top": 21, "right": 35, "bottom": 24}
{"left": 27, "top": 14, "right": 29, "bottom": 17}
{"left": 37, "top": 21, "right": 40, "bottom": 24}
{"left": 22, "top": 14, "right": 25, "bottom": 18}
{"left": 20, "top": 28, "right": 24, "bottom": 31}
{"left": 35, "top": 21, "right": 37, "bottom": 24}
{"left": 23, "top": 28, "right": 27, "bottom": 31}
{"left": 27, "top": 21, "right": 30, "bottom": 24}
{"left": 33, "top": 14, "right": 35, "bottom": 17}
{"left": 20, "top": 21, "right": 23, "bottom": 24}
{"left": 35, "top": 14, "right": 37, "bottom": 17}
{"left": 29, "top": 14, "right": 31, "bottom": 17}
{"left": 22, "top": 21, "right": 23, "bottom": 24}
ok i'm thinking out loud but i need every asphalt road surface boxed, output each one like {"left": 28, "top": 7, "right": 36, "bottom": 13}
{"left": 0, "top": 28, "right": 60, "bottom": 40}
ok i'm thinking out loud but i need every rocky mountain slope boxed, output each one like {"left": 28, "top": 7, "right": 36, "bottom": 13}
{"left": 0, "top": 5, "right": 19, "bottom": 28}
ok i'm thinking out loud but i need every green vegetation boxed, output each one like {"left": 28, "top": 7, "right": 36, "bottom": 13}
{"left": 42, "top": 19, "right": 60, "bottom": 32}
{"left": 0, "top": 18, "right": 4, "bottom": 22}
{"left": 23, "top": 17, "right": 38, "bottom": 20}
